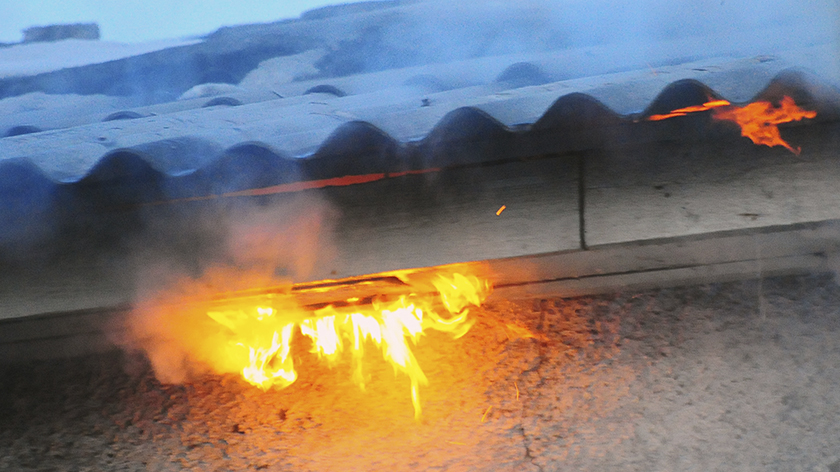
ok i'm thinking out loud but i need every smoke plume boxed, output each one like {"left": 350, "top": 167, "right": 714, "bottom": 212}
{"left": 113, "top": 194, "right": 337, "bottom": 384}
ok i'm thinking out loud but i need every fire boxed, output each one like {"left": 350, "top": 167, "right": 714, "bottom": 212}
{"left": 712, "top": 96, "right": 817, "bottom": 155}
{"left": 647, "top": 99, "right": 732, "bottom": 121}
{"left": 206, "top": 272, "right": 491, "bottom": 419}
{"left": 646, "top": 96, "right": 817, "bottom": 154}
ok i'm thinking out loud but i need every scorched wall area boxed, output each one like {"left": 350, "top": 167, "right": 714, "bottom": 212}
{"left": 2, "top": 273, "right": 840, "bottom": 471}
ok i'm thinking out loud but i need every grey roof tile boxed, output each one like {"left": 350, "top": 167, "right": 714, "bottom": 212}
{"left": 2, "top": 53, "right": 833, "bottom": 184}
{"left": 0, "top": 0, "right": 837, "bottom": 255}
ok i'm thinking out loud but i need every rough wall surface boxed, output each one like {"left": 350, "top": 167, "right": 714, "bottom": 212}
{"left": 1, "top": 274, "right": 839, "bottom": 471}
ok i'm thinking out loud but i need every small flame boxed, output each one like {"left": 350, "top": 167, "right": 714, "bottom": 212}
{"left": 647, "top": 99, "right": 732, "bottom": 121}
{"left": 207, "top": 272, "right": 491, "bottom": 419}
{"left": 646, "top": 96, "right": 817, "bottom": 154}
{"left": 712, "top": 96, "right": 817, "bottom": 155}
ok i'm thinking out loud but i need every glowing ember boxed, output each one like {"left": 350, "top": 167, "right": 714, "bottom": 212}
{"left": 496, "top": 205, "right": 506, "bottom": 216}
{"left": 206, "top": 272, "right": 491, "bottom": 419}
{"left": 646, "top": 96, "right": 817, "bottom": 154}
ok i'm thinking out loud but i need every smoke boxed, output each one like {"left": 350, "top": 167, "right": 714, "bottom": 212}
{"left": 315, "top": 0, "right": 838, "bottom": 85}
{"left": 112, "top": 194, "right": 338, "bottom": 384}
{"left": 217, "top": 197, "right": 337, "bottom": 280}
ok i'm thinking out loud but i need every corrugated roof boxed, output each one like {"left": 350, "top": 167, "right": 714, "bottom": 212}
{"left": 0, "top": 0, "right": 838, "bottom": 254}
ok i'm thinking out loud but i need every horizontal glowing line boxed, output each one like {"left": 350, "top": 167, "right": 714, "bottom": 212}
{"left": 143, "top": 168, "right": 442, "bottom": 206}
{"left": 222, "top": 173, "right": 387, "bottom": 197}
{"left": 647, "top": 99, "right": 732, "bottom": 121}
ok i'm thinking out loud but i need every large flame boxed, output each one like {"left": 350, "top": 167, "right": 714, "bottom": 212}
{"left": 206, "top": 272, "right": 491, "bottom": 419}
{"left": 646, "top": 96, "right": 816, "bottom": 154}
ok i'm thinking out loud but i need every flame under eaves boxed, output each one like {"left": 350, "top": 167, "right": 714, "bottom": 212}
{"left": 646, "top": 96, "right": 817, "bottom": 154}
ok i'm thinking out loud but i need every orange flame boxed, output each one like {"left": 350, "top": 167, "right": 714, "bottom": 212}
{"left": 646, "top": 96, "right": 817, "bottom": 154}
{"left": 206, "top": 272, "right": 491, "bottom": 419}
{"left": 647, "top": 99, "right": 732, "bottom": 121}
{"left": 712, "top": 96, "right": 817, "bottom": 155}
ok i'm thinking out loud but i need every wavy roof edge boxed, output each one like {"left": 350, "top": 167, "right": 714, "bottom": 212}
{"left": 1, "top": 68, "right": 837, "bottom": 200}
